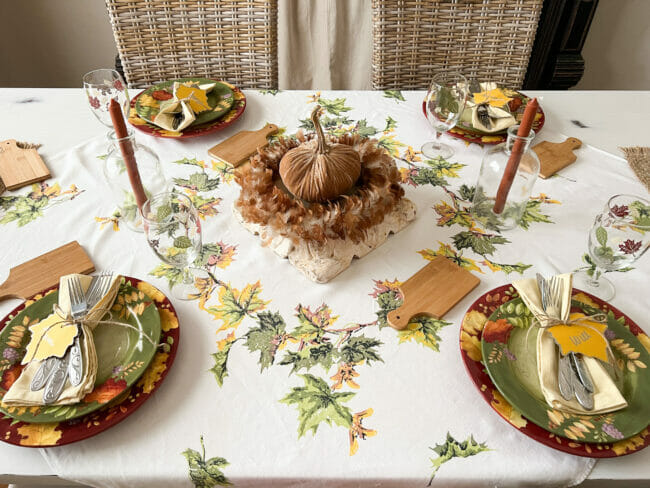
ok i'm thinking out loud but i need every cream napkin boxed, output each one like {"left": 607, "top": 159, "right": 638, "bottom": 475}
{"left": 152, "top": 81, "right": 216, "bottom": 132}
{"left": 513, "top": 274, "right": 627, "bottom": 415}
{"left": 3, "top": 274, "right": 121, "bottom": 406}
{"left": 471, "top": 105, "right": 515, "bottom": 133}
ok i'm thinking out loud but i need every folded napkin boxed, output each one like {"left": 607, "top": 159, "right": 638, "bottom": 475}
{"left": 152, "top": 81, "right": 216, "bottom": 132}
{"left": 3, "top": 273, "right": 121, "bottom": 406}
{"left": 513, "top": 274, "right": 627, "bottom": 415}
{"left": 462, "top": 82, "right": 516, "bottom": 133}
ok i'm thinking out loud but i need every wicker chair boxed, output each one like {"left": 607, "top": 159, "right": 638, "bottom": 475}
{"left": 105, "top": 0, "right": 278, "bottom": 89}
{"left": 372, "top": 0, "right": 543, "bottom": 90}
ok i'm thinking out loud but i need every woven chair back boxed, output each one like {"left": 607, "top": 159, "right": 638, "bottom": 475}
{"left": 372, "top": 0, "right": 543, "bottom": 90}
{"left": 105, "top": 0, "right": 278, "bottom": 89}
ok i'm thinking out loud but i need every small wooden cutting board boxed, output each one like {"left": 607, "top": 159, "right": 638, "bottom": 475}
{"left": 387, "top": 257, "right": 480, "bottom": 330}
{"left": 532, "top": 137, "right": 582, "bottom": 179}
{"left": 208, "top": 123, "right": 279, "bottom": 167}
{"left": 0, "top": 241, "right": 95, "bottom": 301}
{"left": 0, "top": 139, "right": 50, "bottom": 192}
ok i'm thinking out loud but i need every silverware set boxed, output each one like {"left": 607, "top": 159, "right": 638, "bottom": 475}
{"left": 476, "top": 103, "right": 491, "bottom": 129}
{"left": 30, "top": 271, "right": 113, "bottom": 404}
{"left": 536, "top": 273, "right": 595, "bottom": 410}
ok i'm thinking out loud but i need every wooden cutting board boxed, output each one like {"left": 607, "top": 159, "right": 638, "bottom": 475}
{"left": 0, "top": 140, "right": 50, "bottom": 192}
{"left": 0, "top": 241, "right": 95, "bottom": 301}
{"left": 532, "top": 137, "right": 582, "bottom": 179}
{"left": 387, "top": 257, "right": 480, "bottom": 330}
{"left": 208, "top": 123, "right": 279, "bottom": 167}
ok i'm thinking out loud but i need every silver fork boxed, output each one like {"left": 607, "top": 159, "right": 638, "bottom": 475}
{"left": 537, "top": 274, "right": 573, "bottom": 400}
{"left": 42, "top": 276, "right": 87, "bottom": 404}
{"left": 66, "top": 271, "right": 114, "bottom": 386}
{"left": 86, "top": 271, "right": 114, "bottom": 310}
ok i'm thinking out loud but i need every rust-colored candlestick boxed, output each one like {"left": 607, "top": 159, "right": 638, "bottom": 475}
{"left": 108, "top": 99, "right": 147, "bottom": 210}
{"left": 492, "top": 97, "right": 539, "bottom": 214}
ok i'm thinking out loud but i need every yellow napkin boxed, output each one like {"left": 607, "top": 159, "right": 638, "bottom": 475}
{"left": 513, "top": 274, "right": 627, "bottom": 415}
{"left": 3, "top": 274, "right": 121, "bottom": 406}
{"left": 461, "top": 82, "right": 516, "bottom": 133}
{"left": 152, "top": 81, "right": 216, "bottom": 132}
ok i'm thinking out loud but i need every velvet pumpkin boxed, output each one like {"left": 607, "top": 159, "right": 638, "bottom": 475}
{"left": 279, "top": 105, "right": 361, "bottom": 202}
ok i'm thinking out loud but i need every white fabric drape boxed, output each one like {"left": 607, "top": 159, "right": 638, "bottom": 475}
{"left": 278, "top": 0, "right": 373, "bottom": 89}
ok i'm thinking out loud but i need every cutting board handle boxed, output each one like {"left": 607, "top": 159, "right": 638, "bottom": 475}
{"left": 387, "top": 306, "right": 434, "bottom": 330}
{"left": 260, "top": 122, "right": 278, "bottom": 135}
{"left": 0, "top": 269, "right": 23, "bottom": 301}
{"left": 563, "top": 137, "right": 582, "bottom": 150}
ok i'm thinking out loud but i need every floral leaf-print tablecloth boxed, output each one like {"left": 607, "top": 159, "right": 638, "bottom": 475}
{"left": 0, "top": 91, "right": 647, "bottom": 487}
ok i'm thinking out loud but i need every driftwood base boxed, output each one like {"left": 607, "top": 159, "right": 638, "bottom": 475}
{"left": 233, "top": 198, "right": 417, "bottom": 283}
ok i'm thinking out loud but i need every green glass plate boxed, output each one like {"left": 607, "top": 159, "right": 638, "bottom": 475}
{"left": 481, "top": 290, "right": 650, "bottom": 443}
{"left": 135, "top": 77, "right": 234, "bottom": 126}
{"left": 0, "top": 278, "right": 161, "bottom": 423}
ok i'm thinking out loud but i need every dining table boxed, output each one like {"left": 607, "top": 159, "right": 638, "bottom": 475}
{"left": 0, "top": 87, "right": 648, "bottom": 488}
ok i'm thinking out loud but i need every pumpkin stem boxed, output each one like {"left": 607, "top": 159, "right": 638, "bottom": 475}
{"left": 311, "top": 105, "right": 329, "bottom": 154}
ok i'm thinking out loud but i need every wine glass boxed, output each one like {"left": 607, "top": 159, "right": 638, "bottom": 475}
{"left": 574, "top": 194, "right": 650, "bottom": 301}
{"left": 83, "top": 69, "right": 130, "bottom": 128}
{"left": 141, "top": 192, "right": 209, "bottom": 300}
{"left": 422, "top": 72, "right": 468, "bottom": 160}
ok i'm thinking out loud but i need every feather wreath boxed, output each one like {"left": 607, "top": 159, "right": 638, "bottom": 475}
{"left": 235, "top": 132, "right": 405, "bottom": 245}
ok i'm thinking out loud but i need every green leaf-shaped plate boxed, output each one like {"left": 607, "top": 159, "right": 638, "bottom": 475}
{"left": 0, "top": 277, "right": 160, "bottom": 423}
{"left": 135, "top": 78, "right": 234, "bottom": 127}
{"left": 481, "top": 289, "right": 650, "bottom": 443}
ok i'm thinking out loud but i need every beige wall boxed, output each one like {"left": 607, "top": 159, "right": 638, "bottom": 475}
{"left": 575, "top": 0, "right": 650, "bottom": 90}
{"left": 0, "top": 0, "right": 116, "bottom": 87}
{"left": 1, "top": 0, "right": 648, "bottom": 89}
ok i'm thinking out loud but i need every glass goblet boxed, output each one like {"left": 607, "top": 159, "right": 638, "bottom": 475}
{"left": 141, "top": 192, "right": 209, "bottom": 300}
{"left": 574, "top": 194, "right": 650, "bottom": 301}
{"left": 422, "top": 72, "right": 468, "bottom": 160}
{"left": 83, "top": 69, "right": 129, "bottom": 128}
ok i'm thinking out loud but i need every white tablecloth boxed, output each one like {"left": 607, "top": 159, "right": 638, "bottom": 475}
{"left": 0, "top": 90, "right": 648, "bottom": 487}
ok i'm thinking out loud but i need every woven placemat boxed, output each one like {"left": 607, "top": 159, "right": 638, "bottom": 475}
{"left": 621, "top": 147, "right": 650, "bottom": 192}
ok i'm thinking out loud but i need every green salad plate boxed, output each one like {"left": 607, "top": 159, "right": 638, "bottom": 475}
{"left": 135, "top": 77, "right": 234, "bottom": 126}
{"left": 0, "top": 277, "right": 161, "bottom": 423}
{"left": 481, "top": 287, "right": 650, "bottom": 444}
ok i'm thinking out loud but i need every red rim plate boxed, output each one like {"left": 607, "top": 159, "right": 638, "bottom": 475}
{"left": 460, "top": 284, "right": 649, "bottom": 458}
{"left": 421, "top": 95, "right": 545, "bottom": 146}
{"left": 128, "top": 83, "right": 246, "bottom": 139}
{"left": 0, "top": 276, "right": 179, "bottom": 447}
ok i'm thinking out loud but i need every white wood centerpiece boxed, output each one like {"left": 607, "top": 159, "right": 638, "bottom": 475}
{"left": 234, "top": 106, "right": 416, "bottom": 282}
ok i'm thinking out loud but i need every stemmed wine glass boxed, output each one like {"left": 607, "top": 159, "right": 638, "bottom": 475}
{"left": 141, "top": 192, "right": 209, "bottom": 300}
{"left": 574, "top": 194, "right": 650, "bottom": 301}
{"left": 83, "top": 69, "right": 130, "bottom": 128}
{"left": 422, "top": 72, "right": 468, "bottom": 160}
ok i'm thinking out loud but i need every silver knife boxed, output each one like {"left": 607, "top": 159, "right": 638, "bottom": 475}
{"left": 557, "top": 354, "right": 575, "bottom": 401}
{"left": 569, "top": 355, "right": 594, "bottom": 410}
{"left": 476, "top": 103, "right": 491, "bottom": 129}
{"left": 30, "top": 357, "right": 59, "bottom": 391}
{"left": 536, "top": 273, "right": 547, "bottom": 309}
{"left": 570, "top": 352, "right": 595, "bottom": 393}
{"left": 67, "top": 335, "right": 84, "bottom": 386}
{"left": 43, "top": 354, "right": 71, "bottom": 404}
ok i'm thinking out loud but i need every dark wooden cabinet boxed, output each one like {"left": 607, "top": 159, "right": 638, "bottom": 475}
{"left": 524, "top": 0, "right": 599, "bottom": 89}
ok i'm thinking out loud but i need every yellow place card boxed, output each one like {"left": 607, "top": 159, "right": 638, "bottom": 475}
{"left": 473, "top": 88, "right": 512, "bottom": 108}
{"left": 175, "top": 85, "right": 210, "bottom": 113}
{"left": 548, "top": 312, "right": 609, "bottom": 362}
{"left": 21, "top": 313, "right": 77, "bottom": 364}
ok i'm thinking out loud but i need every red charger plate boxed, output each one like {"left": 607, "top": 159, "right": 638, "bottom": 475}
{"left": 0, "top": 276, "right": 179, "bottom": 447}
{"left": 421, "top": 93, "right": 545, "bottom": 146}
{"left": 460, "top": 284, "right": 649, "bottom": 458}
{"left": 128, "top": 84, "right": 246, "bottom": 139}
